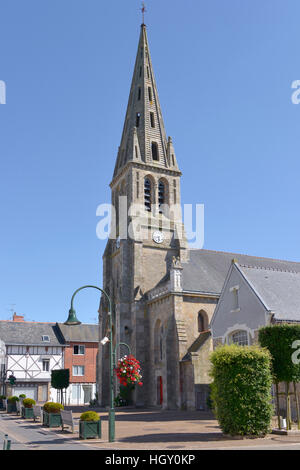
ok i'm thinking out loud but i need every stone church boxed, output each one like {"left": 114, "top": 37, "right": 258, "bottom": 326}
{"left": 98, "top": 23, "right": 300, "bottom": 410}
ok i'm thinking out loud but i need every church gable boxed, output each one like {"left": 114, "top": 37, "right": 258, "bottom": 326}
{"left": 211, "top": 262, "right": 272, "bottom": 344}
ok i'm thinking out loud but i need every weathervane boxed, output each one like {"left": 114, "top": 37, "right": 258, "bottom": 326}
{"left": 141, "top": 2, "right": 146, "bottom": 24}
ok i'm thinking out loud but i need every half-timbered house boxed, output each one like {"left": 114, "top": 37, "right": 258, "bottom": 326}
{"left": 0, "top": 316, "right": 64, "bottom": 401}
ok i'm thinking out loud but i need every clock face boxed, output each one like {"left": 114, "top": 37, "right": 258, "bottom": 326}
{"left": 152, "top": 231, "right": 164, "bottom": 244}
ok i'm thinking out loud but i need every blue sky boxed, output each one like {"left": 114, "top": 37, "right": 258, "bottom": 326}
{"left": 0, "top": 0, "right": 299, "bottom": 323}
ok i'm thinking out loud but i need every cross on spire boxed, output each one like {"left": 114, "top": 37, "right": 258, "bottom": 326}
{"left": 141, "top": 2, "right": 146, "bottom": 25}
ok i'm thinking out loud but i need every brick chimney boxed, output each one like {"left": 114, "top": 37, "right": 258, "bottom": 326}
{"left": 13, "top": 312, "right": 24, "bottom": 322}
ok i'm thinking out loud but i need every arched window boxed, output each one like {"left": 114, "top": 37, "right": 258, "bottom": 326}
{"left": 151, "top": 142, "right": 159, "bottom": 161}
{"left": 231, "top": 330, "right": 248, "bottom": 346}
{"left": 144, "top": 178, "right": 151, "bottom": 212}
{"left": 198, "top": 310, "right": 207, "bottom": 333}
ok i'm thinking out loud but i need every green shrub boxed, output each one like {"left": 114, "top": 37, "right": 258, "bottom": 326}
{"left": 80, "top": 411, "right": 100, "bottom": 422}
{"left": 210, "top": 344, "right": 273, "bottom": 436}
{"left": 43, "top": 402, "right": 64, "bottom": 414}
{"left": 19, "top": 394, "right": 26, "bottom": 398}
{"left": 23, "top": 398, "right": 36, "bottom": 408}
{"left": 7, "top": 396, "right": 19, "bottom": 403}
{"left": 0, "top": 395, "right": 6, "bottom": 400}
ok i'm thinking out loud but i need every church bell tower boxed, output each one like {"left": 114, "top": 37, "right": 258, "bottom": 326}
{"left": 99, "top": 22, "right": 188, "bottom": 406}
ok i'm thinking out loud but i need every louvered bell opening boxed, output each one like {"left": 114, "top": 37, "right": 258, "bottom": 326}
{"left": 158, "top": 181, "right": 165, "bottom": 214}
{"left": 144, "top": 178, "right": 151, "bottom": 212}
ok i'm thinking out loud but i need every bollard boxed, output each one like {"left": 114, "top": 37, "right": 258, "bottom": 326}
{"left": 2, "top": 434, "right": 11, "bottom": 450}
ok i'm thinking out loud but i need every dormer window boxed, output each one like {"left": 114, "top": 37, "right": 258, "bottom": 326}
{"left": 42, "top": 335, "right": 50, "bottom": 342}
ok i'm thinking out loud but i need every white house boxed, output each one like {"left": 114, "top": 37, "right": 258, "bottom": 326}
{"left": 210, "top": 259, "right": 300, "bottom": 347}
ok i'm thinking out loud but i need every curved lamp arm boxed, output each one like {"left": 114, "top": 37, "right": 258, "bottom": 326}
{"left": 113, "top": 342, "right": 131, "bottom": 368}
{"left": 65, "top": 285, "right": 112, "bottom": 325}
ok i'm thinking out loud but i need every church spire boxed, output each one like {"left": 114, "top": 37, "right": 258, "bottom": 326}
{"left": 113, "top": 24, "right": 180, "bottom": 179}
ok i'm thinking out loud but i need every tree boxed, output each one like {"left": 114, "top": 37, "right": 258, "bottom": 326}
{"left": 259, "top": 324, "right": 300, "bottom": 430}
{"left": 51, "top": 369, "right": 70, "bottom": 405}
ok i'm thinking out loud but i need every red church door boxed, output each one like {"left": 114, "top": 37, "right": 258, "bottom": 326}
{"left": 157, "top": 376, "right": 163, "bottom": 405}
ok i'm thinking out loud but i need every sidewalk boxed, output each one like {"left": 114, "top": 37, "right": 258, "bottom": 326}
{"left": 0, "top": 411, "right": 92, "bottom": 450}
{"left": 2, "top": 408, "right": 300, "bottom": 450}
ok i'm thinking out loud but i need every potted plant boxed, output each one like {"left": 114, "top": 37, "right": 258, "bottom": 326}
{"left": 21, "top": 398, "right": 36, "bottom": 419}
{"left": 79, "top": 411, "right": 101, "bottom": 439}
{"left": 0, "top": 395, "right": 6, "bottom": 409}
{"left": 7, "top": 396, "right": 19, "bottom": 413}
{"left": 43, "top": 402, "right": 64, "bottom": 427}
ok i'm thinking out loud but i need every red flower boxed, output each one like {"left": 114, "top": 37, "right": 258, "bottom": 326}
{"left": 115, "top": 354, "right": 143, "bottom": 387}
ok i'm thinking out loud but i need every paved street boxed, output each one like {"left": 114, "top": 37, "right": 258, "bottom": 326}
{"left": 2, "top": 407, "right": 300, "bottom": 451}
{"left": 0, "top": 410, "right": 93, "bottom": 450}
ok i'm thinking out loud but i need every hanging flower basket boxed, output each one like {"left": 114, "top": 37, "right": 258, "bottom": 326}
{"left": 115, "top": 355, "right": 143, "bottom": 387}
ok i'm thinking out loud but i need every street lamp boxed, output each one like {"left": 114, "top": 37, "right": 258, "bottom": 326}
{"left": 65, "top": 285, "right": 115, "bottom": 442}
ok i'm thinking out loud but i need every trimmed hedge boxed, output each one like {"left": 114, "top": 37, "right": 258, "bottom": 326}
{"left": 43, "top": 402, "right": 64, "bottom": 414}
{"left": 210, "top": 344, "right": 273, "bottom": 436}
{"left": 80, "top": 411, "right": 100, "bottom": 422}
{"left": 259, "top": 324, "right": 300, "bottom": 429}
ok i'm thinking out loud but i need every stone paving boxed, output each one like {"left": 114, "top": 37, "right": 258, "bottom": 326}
{"left": 2, "top": 407, "right": 300, "bottom": 450}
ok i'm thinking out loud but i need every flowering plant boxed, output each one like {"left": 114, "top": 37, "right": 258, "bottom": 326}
{"left": 115, "top": 355, "right": 143, "bottom": 387}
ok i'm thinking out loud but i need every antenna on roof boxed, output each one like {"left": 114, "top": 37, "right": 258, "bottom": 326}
{"left": 7, "top": 304, "right": 16, "bottom": 320}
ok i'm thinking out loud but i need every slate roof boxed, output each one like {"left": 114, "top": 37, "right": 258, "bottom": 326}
{"left": 187, "top": 331, "right": 211, "bottom": 353}
{"left": 182, "top": 249, "right": 300, "bottom": 295}
{"left": 0, "top": 321, "right": 64, "bottom": 346}
{"left": 238, "top": 265, "right": 300, "bottom": 322}
{"left": 56, "top": 323, "right": 98, "bottom": 343}
{"left": 181, "top": 331, "right": 211, "bottom": 361}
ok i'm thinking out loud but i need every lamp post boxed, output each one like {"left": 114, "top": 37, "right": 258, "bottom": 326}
{"left": 65, "top": 285, "right": 115, "bottom": 442}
